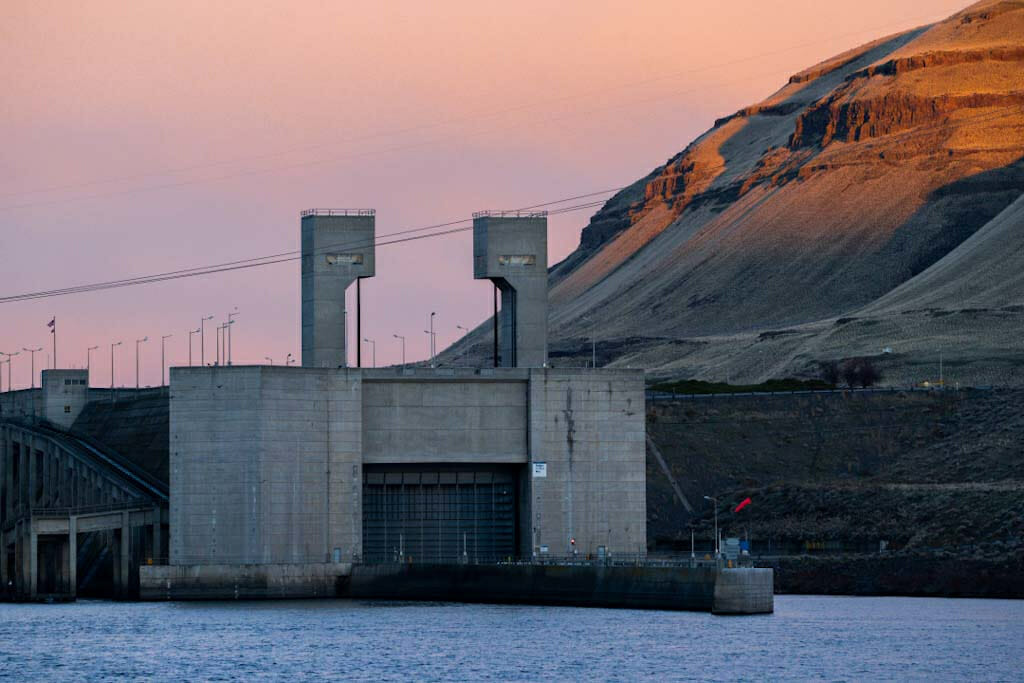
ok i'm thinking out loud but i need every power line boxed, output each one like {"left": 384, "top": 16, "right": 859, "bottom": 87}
{"left": 0, "top": 193, "right": 624, "bottom": 304}
{"left": 2, "top": 106, "right": 1017, "bottom": 304}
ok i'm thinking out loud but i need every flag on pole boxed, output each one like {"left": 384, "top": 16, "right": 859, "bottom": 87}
{"left": 734, "top": 497, "right": 752, "bottom": 513}
{"left": 47, "top": 317, "right": 55, "bottom": 329}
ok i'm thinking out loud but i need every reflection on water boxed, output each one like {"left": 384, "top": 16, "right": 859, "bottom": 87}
{"left": 2, "top": 596, "right": 1022, "bottom": 680}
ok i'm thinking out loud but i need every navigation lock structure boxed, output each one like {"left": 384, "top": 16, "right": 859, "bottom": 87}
{"left": 0, "top": 208, "right": 772, "bottom": 614}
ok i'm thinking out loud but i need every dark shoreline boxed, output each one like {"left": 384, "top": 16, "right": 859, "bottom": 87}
{"left": 767, "top": 554, "right": 1024, "bottom": 600}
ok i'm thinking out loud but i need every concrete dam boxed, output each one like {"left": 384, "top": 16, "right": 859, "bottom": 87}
{"left": 1, "top": 209, "right": 771, "bottom": 614}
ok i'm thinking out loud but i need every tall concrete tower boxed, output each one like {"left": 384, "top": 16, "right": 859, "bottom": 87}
{"left": 301, "top": 209, "right": 375, "bottom": 368}
{"left": 473, "top": 211, "right": 548, "bottom": 368}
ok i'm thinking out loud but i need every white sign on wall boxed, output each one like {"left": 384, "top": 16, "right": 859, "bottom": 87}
{"left": 532, "top": 462, "right": 547, "bottom": 478}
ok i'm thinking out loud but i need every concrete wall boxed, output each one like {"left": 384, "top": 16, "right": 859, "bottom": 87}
{"left": 169, "top": 366, "right": 363, "bottom": 565}
{"left": 362, "top": 376, "right": 528, "bottom": 463}
{"left": 169, "top": 366, "right": 647, "bottom": 566}
{"left": 0, "top": 369, "right": 89, "bottom": 428}
{"left": 140, "top": 562, "right": 351, "bottom": 600}
{"left": 41, "top": 369, "right": 90, "bottom": 428}
{"left": 712, "top": 568, "right": 774, "bottom": 614}
{"left": 0, "top": 389, "right": 42, "bottom": 422}
{"left": 527, "top": 369, "right": 647, "bottom": 558}
{"left": 140, "top": 561, "right": 721, "bottom": 611}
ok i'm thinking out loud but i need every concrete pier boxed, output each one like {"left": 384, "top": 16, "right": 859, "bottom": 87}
{"left": 140, "top": 561, "right": 774, "bottom": 614}
{"left": 712, "top": 568, "right": 775, "bottom": 615}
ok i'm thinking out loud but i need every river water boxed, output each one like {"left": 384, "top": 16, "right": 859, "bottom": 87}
{"left": 2, "top": 596, "right": 1022, "bottom": 681}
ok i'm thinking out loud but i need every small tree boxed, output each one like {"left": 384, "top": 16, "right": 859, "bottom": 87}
{"left": 818, "top": 360, "right": 840, "bottom": 387}
{"left": 840, "top": 357, "right": 883, "bottom": 388}
{"left": 841, "top": 358, "right": 860, "bottom": 387}
{"left": 859, "top": 358, "right": 882, "bottom": 388}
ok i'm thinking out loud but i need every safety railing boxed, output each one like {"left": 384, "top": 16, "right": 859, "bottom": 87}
{"left": 300, "top": 208, "right": 376, "bottom": 217}
{"left": 471, "top": 210, "right": 548, "bottom": 219}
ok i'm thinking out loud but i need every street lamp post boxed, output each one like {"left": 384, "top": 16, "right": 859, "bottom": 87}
{"left": 2, "top": 352, "right": 18, "bottom": 391}
{"left": 135, "top": 337, "right": 148, "bottom": 389}
{"left": 161, "top": 334, "right": 173, "bottom": 386}
{"left": 363, "top": 338, "right": 375, "bottom": 368}
{"left": 23, "top": 347, "right": 43, "bottom": 388}
{"left": 188, "top": 328, "right": 200, "bottom": 367}
{"left": 200, "top": 316, "right": 213, "bottom": 366}
{"left": 285, "top": 353, "right": 294, "bottom": 366}
{"left": 228, "top": 308, "right": 240, "bottom": 365}
{"left": 111, "top": 341, "right": 122, "bottom": 389}
{"left": 703, "top": 496, "right": 719, "bottom": 556}
{"left": 264, "top": 356, "right": 273, "bottom": 366}
{"left": 216, "top": 324, "right": 225, "bottom": 365}
{"left": 429, "top": 312, "right": 436, "bottom": 366}
{"left": 86, "top": 345, "right": 99, "bottom": 379}
{"left": 393, "top": 335, "right": 405, "bottom": 368}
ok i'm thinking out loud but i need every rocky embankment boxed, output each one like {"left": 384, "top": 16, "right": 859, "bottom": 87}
{"left": 645, "top": 388, "right": 1024, "bottom": 597}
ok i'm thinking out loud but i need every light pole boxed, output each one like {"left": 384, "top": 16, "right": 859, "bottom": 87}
{"left": 23, "top": 347, "right": 42, "bottom": 388}
{"left": 580, "top": 315, "right": 596, "bottom": 368}
{"left": 161, "top": 334, "right": 173, "bottom": 386}
{"left": 2, "top": 352, "right": 17, "bottom": 391}
{"left": 86, "top": 345, "right": 99, "bottom": 379}
{"left": 135, "top": 337, "right": 148, "bottom": 389}
{"left": 228, "top": 309, "right": 240, "bottom": 365}
{"left": 265, "top": 356, "right": 273, "bottom": 366}
{"left": 363, "top": 338, "right": 375, "bottom": 368}
{"left": 111, "top": 341, "right": 122, "bottom": 389}
{"left": 703, "top": 496, "right": 719, "bottom": 556}
{"left": 285, "top": 353, "right": 294, "bottom": 366}
{"left": 429, "top": 312, "right": 436, "bottom": 366}
{"left": 215, "top": 324, "right": 225, "bottom": 365}
{"left": 200, "top": 315, "right": 213, "bottom": 366}
{"left": 393, "top": 334, "right": 405, "bottom": 368}
{"left": 188, "top": 328, "right": 200, "bottom": 367}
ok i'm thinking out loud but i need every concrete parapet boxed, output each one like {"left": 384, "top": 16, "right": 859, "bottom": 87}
{"left": 139, "top": 562, "right": 352, "bottom": 601}
{"left": 712, "top": 567, "right": 774, "bottom": 614}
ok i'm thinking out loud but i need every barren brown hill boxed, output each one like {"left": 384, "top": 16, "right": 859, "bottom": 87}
{"left": 445, "top": 0, "right": 1024, "bottom": 387}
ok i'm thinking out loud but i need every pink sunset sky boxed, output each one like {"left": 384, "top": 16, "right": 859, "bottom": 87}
{"left": 0, "top": 0, "right": 971, "bottom": 387}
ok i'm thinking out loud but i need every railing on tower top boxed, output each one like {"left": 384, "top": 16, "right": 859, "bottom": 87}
{"left": 472, "top": 210, "right": 548, "bottom": 219}
{"left": 300, "top": 208, "right": 376, "bottom": 217}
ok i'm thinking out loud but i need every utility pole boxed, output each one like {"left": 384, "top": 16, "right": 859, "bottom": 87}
{"left": 703, "top": 496, "right": 719, "bottom": 556}
{"left": 135, "top": 337, "right": 148, "bottom": 389}
{"left": 200, "top": 315, "right": 213, "bottom": 366}
{"left": 430, "top": 312, "right": 436, "bottom": 367}
{"left": 161, "top": 334, "right": 173, "bottom": 386}
{"left": 23, "top": 347, "right": 42, "bottom": 388}
{"left": 227, "top": 309, "right": 239, "bottom": 365}
{"left": 110, "top": 341, "right": 122, "bottom": 389}
{"left": 393, "top": 334, "right": 405, "bottom": 368}
{"left": 1, "top": 352, "right": 17, "bottom": 391}
{"left": 188, "top": 328, "right": 200, "bottom": 367}
{"left": 215, "top": 324, "right": 223, "bottom": 365}
{"left": 363, "top": 338, "right": 375, "bottom": 368}
{"left": 86, "top": 345, "right": 99, "bottom": 377}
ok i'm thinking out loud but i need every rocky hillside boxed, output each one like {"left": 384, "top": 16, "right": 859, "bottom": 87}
{"left": 445, "top": 0, "right": 1024, "bottom": 387}
{"left": 646, "top": 388, "right": 1024, "bottom": 597}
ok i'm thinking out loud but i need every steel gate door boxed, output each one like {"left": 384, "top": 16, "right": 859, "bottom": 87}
{"left": 362, "top": 466, "right": 517, "bottom": 563}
